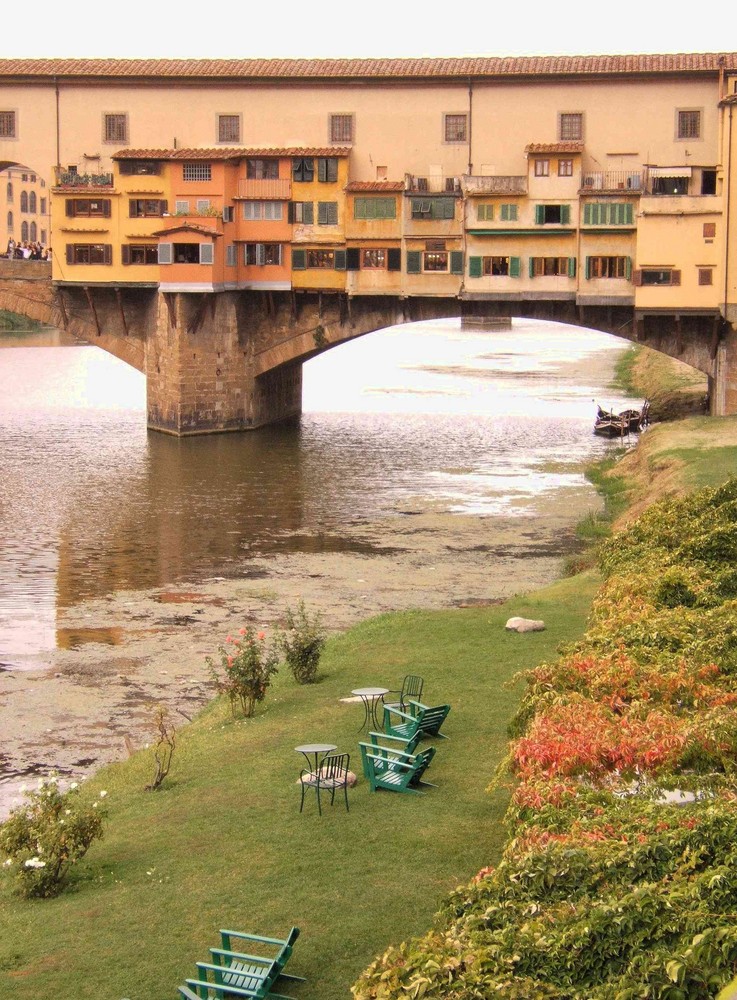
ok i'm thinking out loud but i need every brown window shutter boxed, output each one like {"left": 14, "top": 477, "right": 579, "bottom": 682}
{"left": 632, "top": 269, "right": 643, "bottom": 286}
{"left": 66, "top": 244, "right": 74, "bottom": 265}
{"left": 65, "top": 200, "right": 74, "bottom": 218}
{"left": 671, "top": 270, "right": 681, "bottom": 286}
{"left": 121, "top": 244, "right": 130, "bottom": 265}
{"left": 104, "top": 245, "right": 112, "bottom": 265}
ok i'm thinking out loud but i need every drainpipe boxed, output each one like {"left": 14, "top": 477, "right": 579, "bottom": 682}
{"left": 725, "top": 104, "right": 733, "bottom": 325}
{"left": 54, "top": 75, "right": 60, "bottom": 170}
{"left": 467, "top": 77, "right": 473, "bottom": 176}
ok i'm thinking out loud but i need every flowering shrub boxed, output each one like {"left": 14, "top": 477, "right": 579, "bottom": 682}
{"left": 207, "top": 626, "right": 279, "bottom": 717}
{"left": 277, "top": 601, "right": 326, "bottom": 684}
{"left": 0, "top": 776, "right": 106, "bottom": 898}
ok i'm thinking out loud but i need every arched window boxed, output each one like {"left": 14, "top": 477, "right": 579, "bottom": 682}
{"left": 21, "top": 221, "right": 28, "bottom": 241}
{"left": 20, "top": 191, "right": 28, "bottom": 213}
{"left": 6, "top": 181, "right": 12, "bottom": 203}
{"left": 29, "top": 191, "right": 37, "bottom": 213}
{"left": 7, "top": 210, "right": 13, "bottom": 233}
{"left": 30, "top": 222, "right": 37, "bottom": 241}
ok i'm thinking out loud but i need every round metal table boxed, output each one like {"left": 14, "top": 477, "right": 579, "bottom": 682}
{"left": 351, "top": 687, "right": 389, "bottom": 733}
{"left": 295, "top": 743, "right": 337, "bottom": 773}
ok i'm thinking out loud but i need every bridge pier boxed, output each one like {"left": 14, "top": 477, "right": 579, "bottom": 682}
{"left": 145, "top": 290, "right": 303, "bottom": 435}
{"left": 712, "top": 325, "right": 737, "bottom": 416}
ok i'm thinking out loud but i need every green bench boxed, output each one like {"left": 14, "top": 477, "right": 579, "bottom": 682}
{"left": 382, "top": 700, "right": 450, "bottom": 741}
{"left": 359, "top": 741, "right": 437, "bottom": 795}
{"left": 179, "top": 926, "right": 305, "bottom": 1000}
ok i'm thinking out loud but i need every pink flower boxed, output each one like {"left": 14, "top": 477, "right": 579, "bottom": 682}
{"left": 227, "top": 656, "right": 234, "bottom": 668}
{"left": 226, "top": 635, "right": 233, "bottom": 643}
{"left": 257, "top": 631, "right": 266, "bottom": 641}
{"left": 239, "top": 628, "right": 246, "bottom": 635}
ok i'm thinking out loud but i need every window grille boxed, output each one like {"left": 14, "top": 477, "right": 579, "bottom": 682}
{"left": 104, "top": 113, "right": 128, "bottom": 144}
{"left": 0, "top": 111, "right": 16, "bottom": 138}
{"left": 183, "top": 163, "right": 212, "bottom": 182}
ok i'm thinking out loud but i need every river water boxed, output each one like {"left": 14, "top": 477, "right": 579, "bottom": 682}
{"left": 0, "top": 317, "right": 641, "bottom": 811}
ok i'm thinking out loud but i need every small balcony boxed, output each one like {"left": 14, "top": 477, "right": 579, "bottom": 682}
{"left": 406, "top": 174, "right": 462, "bottom": 194}
{"left": 463, "top": 176, "right": 527, "bottom": 196}
{"left": 53, "top": 170, "right": 114, "bottom": 189}
{"left": 580, "top": 171, "right": 644, "bottom": 192}
{"left": 236, "top": 178, "right": 292, "bottom": 200}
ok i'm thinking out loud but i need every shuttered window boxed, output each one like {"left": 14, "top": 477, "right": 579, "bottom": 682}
{"left": 317, "top": 202, "right": 338, "bottom": 226}
{"left": 500, "top": 204, "right": 518, "bottom": 221}
{"left": 65, "top": 243, "right": 113, "bottom": 265}
{"left": 410, "top": 197, "right": 455, "bottom": 220}
{"left": 476, "top": 204, "right": 494, "bottom": 221}
{"left": 317, "top": 158, "right": 339, "bottom": 183}
{"left": 354, "top": 197, "right": 396, "bottom": 220}
{"left": 535, "top": 204, "right": 571, "bottom": 225}
{"left": 583, "top": 202, "right": 634, "bottom": 225}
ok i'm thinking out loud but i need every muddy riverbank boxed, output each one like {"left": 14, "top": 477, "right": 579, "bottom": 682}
{"left": 0, "top": 489, "right": 601, "bottom": 816}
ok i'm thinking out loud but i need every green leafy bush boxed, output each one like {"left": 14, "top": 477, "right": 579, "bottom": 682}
{"left": 0, "top": 777, "right": 106, "bottom": 898}
{"left": 277, "top": 601, "right": 326, "bottom": 684}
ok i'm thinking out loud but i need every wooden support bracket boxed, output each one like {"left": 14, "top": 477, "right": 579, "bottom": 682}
{"left": 188, "top": 294, "right": 210, "bottom": 336}
{"left": 163, "top": 292, "right": 177, "bottom": 329}
{"left": 56, "top": 288, "right": 69, "bottom": 330}
{"left": 83, "top": 286, "right": 102, "bottom": 337}
{"left": 115, "top": 287, "right": 129, "bottom": 337}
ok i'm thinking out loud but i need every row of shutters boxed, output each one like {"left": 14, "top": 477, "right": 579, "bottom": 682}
{"left": 66, "top": 245, "right": 652, "bottom": 282}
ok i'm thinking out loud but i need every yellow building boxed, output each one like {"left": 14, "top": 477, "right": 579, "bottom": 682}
{"left": 1, "top": 164, "right": 50, "bottom": 250}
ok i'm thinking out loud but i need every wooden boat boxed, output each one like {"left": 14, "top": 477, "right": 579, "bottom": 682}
{"left": 594, "top": 400, "right": 649, "bottom": 437}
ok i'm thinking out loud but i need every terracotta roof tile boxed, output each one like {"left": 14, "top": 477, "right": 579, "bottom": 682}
{"left": 525, "top": 142, "right": 585, "bottom": 153}
{"left": 114, "top": 147, "right": 351, "bottom": 160}
{"left": 1, "top": 54, "right": 736, "bottom": 80}
{"left": 345, "top": 181, "right": 405, "bottom": 191}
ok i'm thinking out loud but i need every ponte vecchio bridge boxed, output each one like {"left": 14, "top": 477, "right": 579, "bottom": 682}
{"left": 1, "top": 53, "right": 736, "bottom": 432}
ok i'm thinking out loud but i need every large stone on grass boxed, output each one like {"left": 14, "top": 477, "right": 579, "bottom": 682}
{"left": 505, "top": 617, "right": 545, "bottom": 633}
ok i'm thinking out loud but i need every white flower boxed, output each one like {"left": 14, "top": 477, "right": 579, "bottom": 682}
{"left": 99, "top": 790, "right": 107, "bottom": 798}
{"left": 3, "top": 859, "right": 12, "bottom": 867}
{"left": 65, "top": 809, "right": 71, "bottom": 815}
{"left": 37, "top": 778, "right": 46, "bottom": 789}
{"left": 69, "top": 782, "right": 78, "bottom": 790}
{"left": 92, "top": 802, "right": 98, "bottom": 809}
{"left": 24, "top": 857, "right": 46, "bottom": 869}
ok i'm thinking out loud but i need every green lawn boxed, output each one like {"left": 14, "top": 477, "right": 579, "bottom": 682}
{"left": 0, "top": 574, "right": 599, "bottom": 1000}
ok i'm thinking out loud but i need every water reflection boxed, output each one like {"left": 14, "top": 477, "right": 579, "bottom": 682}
{"left": 0, "top": 318, "right": 639, "bottom": 660}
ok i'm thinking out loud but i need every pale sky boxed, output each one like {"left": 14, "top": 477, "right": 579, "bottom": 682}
{"left": 1, "top": 1, "right": 732, "bottom": 61}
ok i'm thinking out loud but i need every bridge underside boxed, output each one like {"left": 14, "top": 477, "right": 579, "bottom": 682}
{"left": 0, "top": 263, "right": 734, "bottom": 434}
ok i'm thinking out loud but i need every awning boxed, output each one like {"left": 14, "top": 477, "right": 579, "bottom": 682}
{"left": 649, "top": 166, "right": 692, "bottom": 178}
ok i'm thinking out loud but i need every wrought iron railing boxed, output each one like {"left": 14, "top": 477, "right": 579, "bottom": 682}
{"left": 580, "top": 171, "right": 644, "bottom": 191}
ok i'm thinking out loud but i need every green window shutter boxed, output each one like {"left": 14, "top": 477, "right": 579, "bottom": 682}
{"left": 468, "top": 256, "right": 482, "bottom": 278}
{"left": 328, "top": 158, "right": 338, "bottom": 183}
{"left": 303, "top": 202, "right": 314, "bottom": 225}
{"left": 625, "top": 256, "right": 632, "bottom": 281}
{"left": 334, "top": 250, "right": 346, "bottom": 270}
{"left": 346, "top": 248, "right": 360, "bottom": 270}
{"left": 583, "top": 204, "right": 592, "bottom": 225}
{"left": 509, "top": 256, "right": 520, "bottom": 278}
{"left": 624, "top": 203, "right": 633, "bottom": 225}
{"left": 443, "top": 199, "right": 455, "bottom": 220}
{"left": 568, "top": 256, "right": 576, "bottom": 278}
{"left": 450, "top": 251, "right": 464, "bottom": 274}
{"left": 387, "top": 248, "right": 401, "bottom": 271}
{"left": 317, "top": 202, "right": 328, "bottom": 225}
{"left": 529, "top": 256, "right": 536, "bottom": 278}
{"left": 535, "top": 205, "right": 544, "bottom": 225}
{"left": 561, "top": 205, "right": 571, "bottom": 225}
{"left": 317, "top": 158, "right": 328, "bottom": 183}
{"left": 328, "top": 203, "right": 338, "bottom": 225}
{"left": 406, "top": 251, "right": 421, "bottom": 274}
{"left": 292, "top": 249, "right": 306, "bottom": 270}
{"left": 354, "top": 198, "right": 366, "bottom": 220}
{"left": 585, "top": 256, "right": 592, "bottom": 279}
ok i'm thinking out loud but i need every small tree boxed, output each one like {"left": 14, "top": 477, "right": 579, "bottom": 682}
{"left": 278, "top": 601, "right": 327, "bottom": 684}
{"left": 0, "top": 776, "right": 107, "bottom": 898}
{"left": 207, "top": 626, "right": 279, "bottom": 717}
{"left": 144, "top": 705, "right": 176, "bottom": 791}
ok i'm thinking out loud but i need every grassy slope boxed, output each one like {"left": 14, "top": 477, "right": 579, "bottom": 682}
{"left": 614, "top": 344, "right": 708, "bottom": 421}
{"left": 0, "top": 575, "right": 598, "bottom": 1000}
